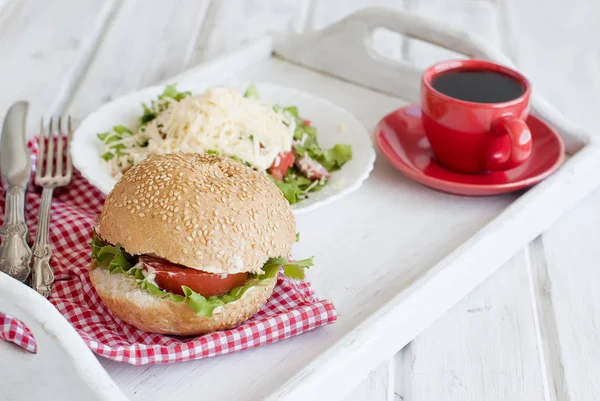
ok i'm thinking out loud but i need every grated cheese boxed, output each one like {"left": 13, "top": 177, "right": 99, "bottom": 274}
{"left": 107, "top": 87, "right": 296, "bottom": 173}
{"left": 300, "top": 133, "right": 308, "bottom": 146}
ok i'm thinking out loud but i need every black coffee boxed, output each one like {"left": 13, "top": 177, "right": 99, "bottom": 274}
{"left": 431, "top": 70, "right": 524, "bottom": 103}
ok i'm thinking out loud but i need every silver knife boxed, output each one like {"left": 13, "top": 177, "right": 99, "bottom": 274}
{"left": 0, "top": 101, "right": 32, "bottom": 283}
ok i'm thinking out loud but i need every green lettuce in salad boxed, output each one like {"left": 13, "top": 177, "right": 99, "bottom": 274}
{"left": 90, "top": 232, "right": 313, "bottom": 318}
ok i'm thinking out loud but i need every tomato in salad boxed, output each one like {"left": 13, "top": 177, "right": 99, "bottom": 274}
{"left": 268, "top": 151, "right": 295, "bottom": 181}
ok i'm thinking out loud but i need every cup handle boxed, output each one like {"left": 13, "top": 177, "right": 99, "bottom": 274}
{"left": 486, "top": 115, "right": 533, "bottom": 171}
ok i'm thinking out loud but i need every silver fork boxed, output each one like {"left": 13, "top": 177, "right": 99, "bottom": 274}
{"left": 31, "top": 116, "right": 73, "bottom": 297}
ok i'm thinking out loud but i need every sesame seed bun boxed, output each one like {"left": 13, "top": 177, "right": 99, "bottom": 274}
{"left": 97, "top": 153, "right": 296, "bottom": 274}
{"left": 90, "top": 263, "right": 276, "bottom": 335}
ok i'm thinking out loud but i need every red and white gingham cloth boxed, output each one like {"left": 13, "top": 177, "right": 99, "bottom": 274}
{"left": 0, "top": 141, "right": 336, "bottom": 365}
{"left": 0, "top": 313, "right": 37, "bottom": 353}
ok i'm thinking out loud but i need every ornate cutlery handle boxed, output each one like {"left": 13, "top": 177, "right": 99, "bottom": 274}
{"left": 0, "top": 185, "right": 32, "bottom": 283}
{"left": 31, "top": 187, "right": 55, "bottom": 297}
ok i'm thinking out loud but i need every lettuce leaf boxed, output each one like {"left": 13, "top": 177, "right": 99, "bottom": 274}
{"left": 269, "top": 177, "right": 303, "bottom": 205}
{"left": 243, "top": 82, "right": 260, "bottom": 99}
{"left": 262, "top": 257, "right": 314, "bottom": 280}
{"left": 138, "top": 275, "right": 274, "bottom": 317}
{"left": 268, "top": 171, "right": 324, "bottom": 205}
{"left": 113, "top": 125, "right": 133, "bottom": 135}
{"left": 138, "top": 84, "right": 190, "bottom": 127}
{"left": 96, "top": 124, "right": 136, "bottom": 160}
{"left": 316, "top": 144, "right": 353, "bottom": 171}
{"left": 159, "top": 84, "right": 191, "bottom": 101}
{"left": 91, "top": 232, "right": 134, "bottom": 274}
{"left": 283, "top": 106, "right": 299, "bottom": 117}
{"left": 140, "top": 104, "right": 157, "bottom": 126}
{"left": 90, "top": 232, "right": 312, "bottom": 317}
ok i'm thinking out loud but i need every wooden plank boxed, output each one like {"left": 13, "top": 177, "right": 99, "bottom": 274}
{"left": 386, "top": 3, "right": 546, "bottom": 400}
{"left": 394, "top": 346, "right": 409, "bottom": 401}
{"left": 397, "top": 251, "right": 547, "bottom": 401}
{"left": 500, "top": 0, "right": 600, "bottom": 133}
{"left": 343, "top": 360, "right": 395, "bottom": 401}
{"left": 535, "top": 186, "right": 600, "bottom": 401}
{"left": 527, "top": 238, "right": 567, "bottom": 401}
{"left": 65, "top": 0, "right": 211, "bottom": 118}
{"left": 188, "top": 0, "right": 310, "bottom": 65}
{"left": 502, "top": 1, "right": 600, "bottom": 400}
{"left": 0, "top": 0, "right": 10, "bottom": 15}
{"left": 0, "top": 0, "right": 116, "bottom": 133}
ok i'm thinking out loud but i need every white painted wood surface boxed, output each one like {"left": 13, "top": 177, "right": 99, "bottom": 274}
{"left": 1, "top": 1, "right": 600, "bottom": 400}
{"left": 0, "top": 273, "right": 128, "bottom": 401}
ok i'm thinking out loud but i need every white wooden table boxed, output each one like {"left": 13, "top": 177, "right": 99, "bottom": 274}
{"left": 2, "top": 1, "right": 600, "bottom": 400}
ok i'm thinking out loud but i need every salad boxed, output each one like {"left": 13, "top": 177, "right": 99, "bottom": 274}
{"left": 97, "top": 83, "right": 352, "bottom": 204}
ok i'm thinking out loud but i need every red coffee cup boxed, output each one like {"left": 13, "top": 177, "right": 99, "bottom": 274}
{"left": 421, "top": 59, "right": 533, "bottom": 174}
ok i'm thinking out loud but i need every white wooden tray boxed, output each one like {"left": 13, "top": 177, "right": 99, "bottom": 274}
{"left": 3, "top": 8, "right": 600, "bottom": 401}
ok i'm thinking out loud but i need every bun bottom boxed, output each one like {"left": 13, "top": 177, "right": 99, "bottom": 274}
{"left": 89, "top": 263, "right": 276, "bottom": 335}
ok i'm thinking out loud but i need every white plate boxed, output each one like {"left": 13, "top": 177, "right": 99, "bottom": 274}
{"left": 71, "top": 81, "right": 375, "bottom": 215}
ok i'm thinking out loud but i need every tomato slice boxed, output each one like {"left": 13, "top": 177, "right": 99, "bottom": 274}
{"left": 303, "top": 119, "right": 311, "bottom": 126}
{"left": 140, "top": 256, "right": 249, "bottom": 297}
{"left": 270, "top": 168, "right": 284, "bottom": 182}
{"left": 268, "top": 151, "right": 295, "bottom": 181}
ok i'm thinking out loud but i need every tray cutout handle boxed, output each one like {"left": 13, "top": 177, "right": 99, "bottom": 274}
{"left": 369, "top": 25, "right": 467, "bottom": 68}
{"left": 362, "top": 8, "right": 473, "bottom": 68}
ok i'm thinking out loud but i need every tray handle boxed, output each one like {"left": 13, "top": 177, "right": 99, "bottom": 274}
{"left": 274, "top": 7, "right": 590, "bottom": 153}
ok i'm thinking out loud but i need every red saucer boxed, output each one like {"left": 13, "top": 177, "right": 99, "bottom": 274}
{"left": 375, "top": 104, "right": 565, "bottom": 196}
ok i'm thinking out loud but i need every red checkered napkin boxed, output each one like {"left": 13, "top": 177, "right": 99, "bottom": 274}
{"left": 0, "top": 142, "right": 336, "bottom": 365}
{"left": 0, "top": 313, "right": 37, "bottom": 353}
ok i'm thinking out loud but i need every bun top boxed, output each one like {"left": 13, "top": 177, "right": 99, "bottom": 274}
{"left": 97, "top": 153, "right": 295, "bottom": 274}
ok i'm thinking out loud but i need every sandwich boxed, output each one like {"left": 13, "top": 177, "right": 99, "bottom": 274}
{"left": 89, "top": 152, "right": 313, "bottom": 335}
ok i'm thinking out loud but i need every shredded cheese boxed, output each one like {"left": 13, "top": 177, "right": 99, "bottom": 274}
{"left": 107, "top": 87, "right": 296, "bottom": 173}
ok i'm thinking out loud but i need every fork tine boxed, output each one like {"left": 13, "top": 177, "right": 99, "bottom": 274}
{"left": 65, "top": 116, "right": 73, "bottom": 179}
{"left": 44, "top": 118, "right": 54, "bottom": 178}
{"left": 37, "top": 118, "right": 46, "bottom": 179}
{"left": 56, "top": 117, "right": 64, "bottom": 177}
